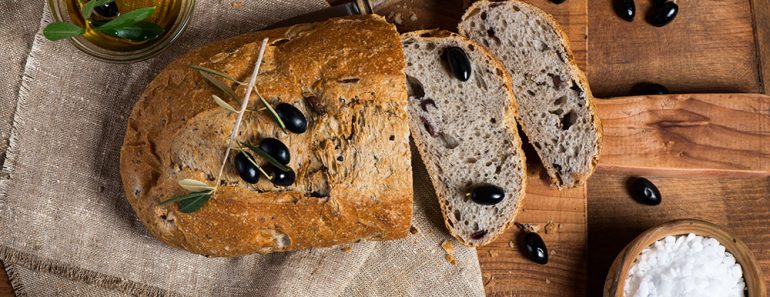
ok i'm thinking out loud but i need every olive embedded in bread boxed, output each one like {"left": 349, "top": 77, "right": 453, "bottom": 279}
{"left": 275, "top": 103, "right": 307, "bottom": 134}
{"left": 441, "top": 47, "right": 472, "bottom": 81}
{"left": 234, "top": 152, "right": 260, "bottom": 184}
{"left": 265, "top": 164, "right": 295, "bottom": 186}
{"left": 259, "top": 137, "right": 290, "bottom": 165}
{"left": 467, "top": 184, "right": 505, "bottom": 205}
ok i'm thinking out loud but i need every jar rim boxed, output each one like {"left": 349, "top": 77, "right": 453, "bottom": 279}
{"left": 47, "top": 0, "right": 195, "bottom": 64}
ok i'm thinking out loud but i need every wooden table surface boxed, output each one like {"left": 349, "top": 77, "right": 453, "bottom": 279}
{"left": 2, "top": 0, "right": 769, "bottom": 296}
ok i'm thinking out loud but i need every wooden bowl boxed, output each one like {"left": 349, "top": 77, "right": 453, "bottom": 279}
{"left": 604, "top": 219, "right": 766, "bottom": 297}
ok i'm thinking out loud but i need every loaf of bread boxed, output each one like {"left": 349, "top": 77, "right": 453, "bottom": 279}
{"left": 459, "top": 0, "right": 602, "bottom": 188}
{"left": 119, "top": 15, "right": 413, "bottom": 256}
{"left": 402, "top": 30, "right": 527, "bottom": 246}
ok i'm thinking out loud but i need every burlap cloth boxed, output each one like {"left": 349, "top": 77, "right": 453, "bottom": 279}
{"left": 0, "top": 0, "right": 485, "bottom": 296}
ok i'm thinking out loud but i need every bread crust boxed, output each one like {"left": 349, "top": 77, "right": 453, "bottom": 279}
{"left": 402, "top": 30, "right": 527, "bottom": 246}
{"left": 119, "top": 15, "right": 413, "bottom": 256}
{"left": 460, "top": 0, "right": 603, "bottom": 188}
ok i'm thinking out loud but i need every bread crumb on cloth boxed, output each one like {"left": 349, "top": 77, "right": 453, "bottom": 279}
{"left": 441, "top": 239, "right": 456, "bottom": 265}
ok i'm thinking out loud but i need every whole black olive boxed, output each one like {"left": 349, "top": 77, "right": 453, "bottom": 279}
{"left": 550, "top": 0, "right": 566, "bottom": 4}
{"left": 93, "top": 1, "right": 119, "bottom": 18}
{"left": 275, "top": 103, "right": 307, "bottom": 134}
{"left": 234, "top": 152, "right": 259, "bottom": 184}
{"left": 628, "top": 177, "right": 661, "bottom": 205}
{"left": 630, "top": 82, "right": 669, "bottom": 95}
{"left": 613, "top": 0, "right": 635, "bottom": 22}
{"left": 522, "top": 232, "right": 548, "bottom": 264}
{"left": 259, "top": 138, "right": 290, "bottom": 165}
{"left": 467, "top": 184, "right": 505, "bottom": 205}
{"left": 441, "top": 47, "right": 472, "bottom": 81}
{"left": 265, "top": 164, "right": 296, "bottom": 186}
{"left": 646, "top": 1, "right": 678, "bottom": 27}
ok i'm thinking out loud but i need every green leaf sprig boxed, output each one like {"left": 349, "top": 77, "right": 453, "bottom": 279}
{"left": 159, "top": 179, "right": 215, "bottom": 213}
{"left": 239, "top": 141, "right": 291, "bottom": 172}
{"left": 162, "top": 38, "right": 271, "bottom": 213}
{"left": 43, "top": 1, "right": 164, "bottom": 42}
{"left": 257, "top": 91, "right": 288, "bottom": 133}
{"left": 188, "top": 64, "right": 286, "bottom": 130}
{"left": 188, "top": 65, "right": 245, "bottom": 85}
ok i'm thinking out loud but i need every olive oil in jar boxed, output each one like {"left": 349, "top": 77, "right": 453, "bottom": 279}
{"left": 65, "top": 0, "right": 183, "bottom": 51}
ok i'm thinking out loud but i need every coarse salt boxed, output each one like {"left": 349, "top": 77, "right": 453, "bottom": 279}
{"left": 623, "top": 233, "right": 745, "bottom": 297}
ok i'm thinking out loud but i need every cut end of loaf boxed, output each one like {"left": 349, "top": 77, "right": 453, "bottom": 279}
{"left": 402, "top": 30, "right": 527, "bottom": 246}
{"left": 459, "top": 0, "right": 601, "bottom": 188}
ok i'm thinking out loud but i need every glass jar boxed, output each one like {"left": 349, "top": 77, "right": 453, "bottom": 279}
{"left": 47, "top": 0, "right": 195, "bottom": 63}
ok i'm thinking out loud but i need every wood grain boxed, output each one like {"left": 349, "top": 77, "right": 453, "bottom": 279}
{"left": 0, "top": 264, "right": 10, "bottom": 297}
{"left": 587, "top": 173, "right": 770, "bottom": 296}
{"left": 596, "top": 94, "right": 770, "bottom": 176}
{"left": 588, "top": 0, "right": 760, "bottom": 97}
{"left": 479, "top": 171, "right": 587, "bottom": 297}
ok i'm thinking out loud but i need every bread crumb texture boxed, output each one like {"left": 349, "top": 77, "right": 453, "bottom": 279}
{"left": 119, "top": 15, "right": 412, "bottom": 256}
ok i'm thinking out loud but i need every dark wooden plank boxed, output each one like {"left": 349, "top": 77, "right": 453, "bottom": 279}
{"left": 0, "top": 262, "right": 11, "bottom": 297}
{"left": 586, "top": 173, "right": 770, "bottom": 296}
{"left": 588, "top": 0, "right": 760, "bottom": 97}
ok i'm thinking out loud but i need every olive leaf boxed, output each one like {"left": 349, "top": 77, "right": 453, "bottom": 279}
{"left": 159, "top": 191, "right": 210, "bottom": 205}
{"left": 239, "top": 141, "right": 290, "bottom": 172}
{"left": 188, "top": 65, "right": 245, "bottom": 85}
{"left": 199, "top": 71, "right": 240, "bottom": 102}
{"left": 94, "top": 7, "right": 156, "bottom": 31}
{"left": 256, "top": 91, "right": 287, "bottom": 132}
{"left": 97, "top": 21, "right": 164, "bottom": 41}
{"left": 212, "top": 95, "right": 237, "bottom": 113}
{"left": 82, "top": 0, "right": 115, "bottom": 20}
{"left": 43, "top": 22, "right": 85, "bottom": 41}
{"left": 177, "top": 179, "right": 215, "bottom": 192}
{"left": 178, "top": 193, "right": 212, "bottom": 213}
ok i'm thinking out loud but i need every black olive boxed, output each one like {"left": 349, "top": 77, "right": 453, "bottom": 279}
{"left": 406, "top": 75, "right": 425, "bottom": 98}
{"left": 628, "top": 177, "right": 662, "bottom": 205}
{"left": 234, "top": 152, "right": 259, "bottom": 184}
{"left": 265, "top": 164, "right": 295, "bottom": 186}
{"left": 441, "top": 47, "right": 472, "bottom": 81}
{"left": 613, "top": 0, "right": 635, "bottom": 22}
{"left": 646, "top": 2, "right": 678, "bottom": 27}
{"left": 630, "top": 82, "right": 669, "bottom": 95}
{"left": 522, "top": 232, "right": 548, "bottom": 264}
{"left": 467, "top": 184, "right": 505, "bottom": 205}
{"left": 259, "top": 138, "right": 290, "bottom": 165}
{"left": 651, "top": 0, "right": 667, "bottom": 5}
{"left": 550, "top": 0, "right": 566, "bottom": 4}
{"left": 275, "top": 103, "right": 307, "bottom": 134}
{"left": 93, "top": 1, "right": 119, "bottom": 18}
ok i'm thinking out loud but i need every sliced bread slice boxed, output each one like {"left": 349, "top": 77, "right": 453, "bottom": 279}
{"left": 459, "top": 0, "right": 602, "bottom": 188}
{"left": 402, "top": 30, "right": 527, "bottom": 246}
